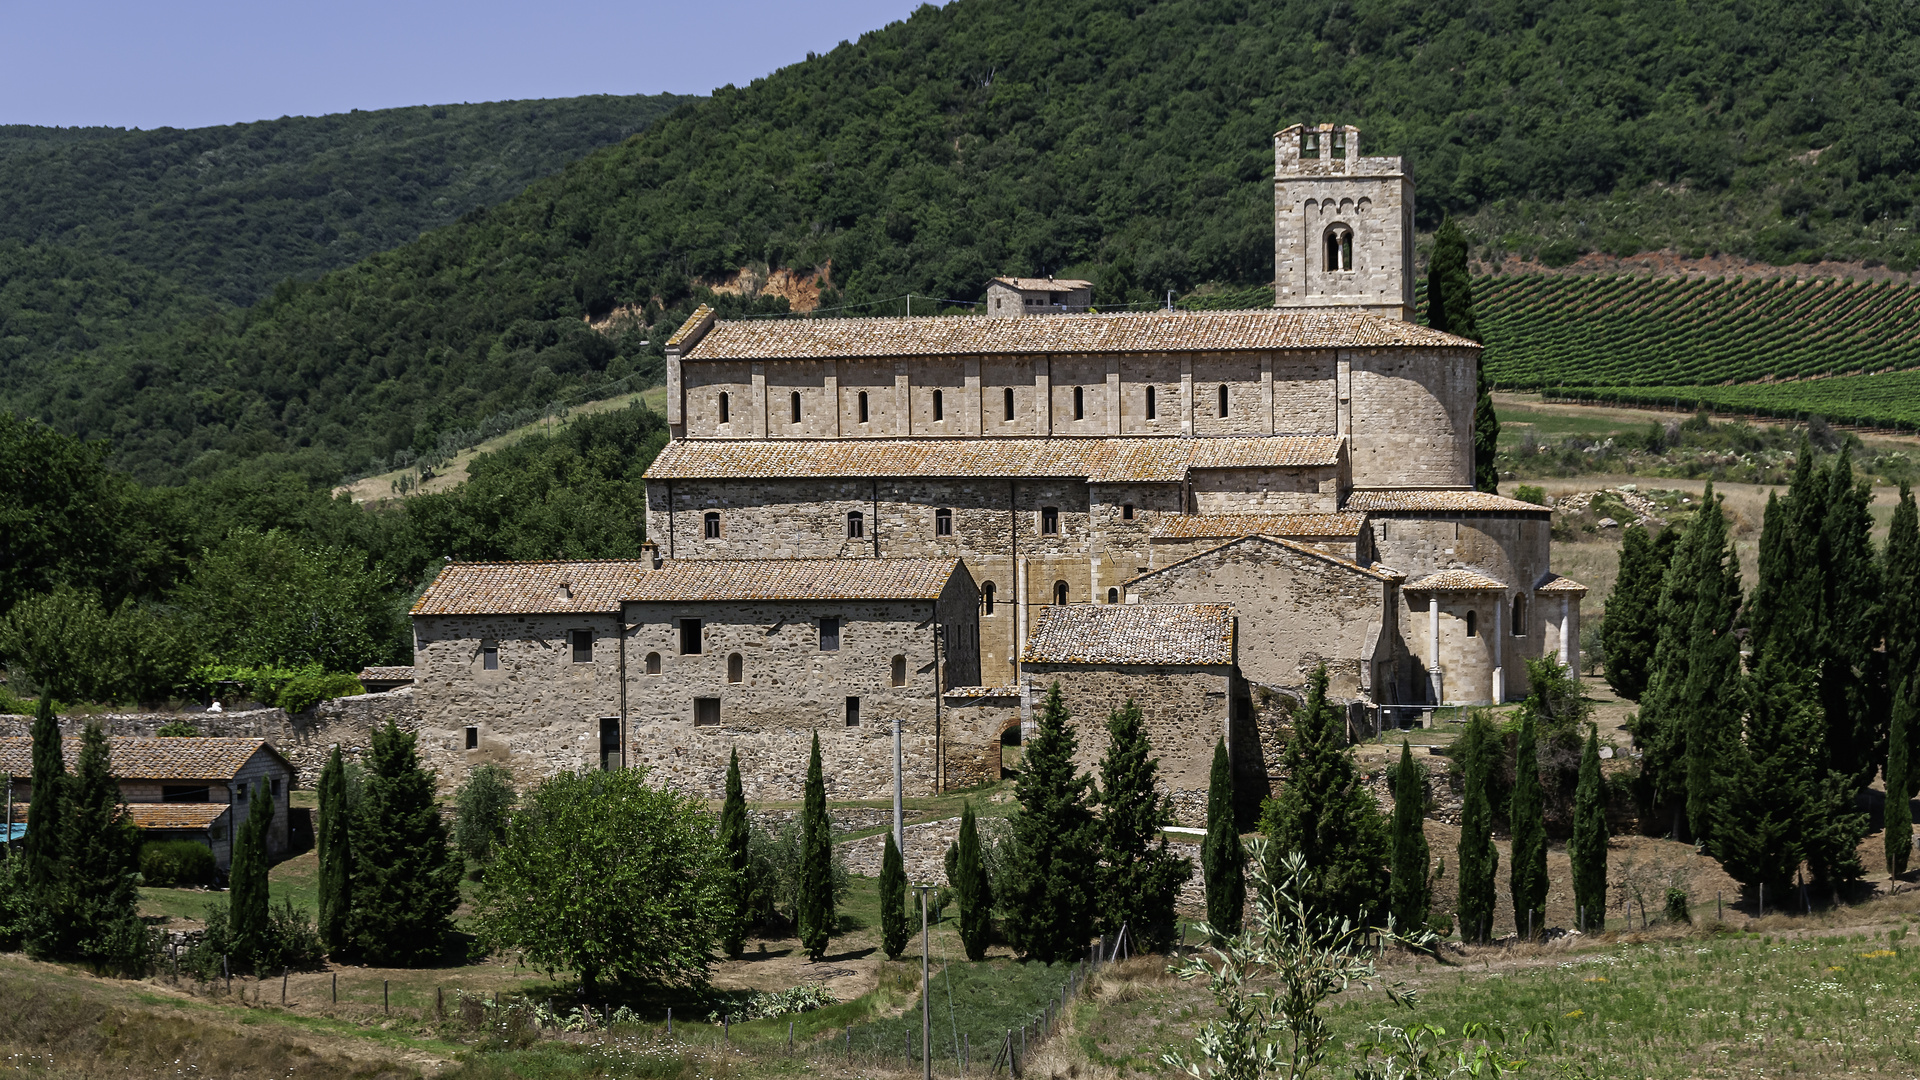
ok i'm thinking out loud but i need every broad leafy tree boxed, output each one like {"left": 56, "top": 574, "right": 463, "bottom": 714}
{"left": 1004, "top": 682, "right": 1098, "bottom": 962}
{"left": 452, "top": 763, "right": 515, "bottom": 870}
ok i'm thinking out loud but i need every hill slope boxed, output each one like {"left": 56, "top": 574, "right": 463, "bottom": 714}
{"left": 15, "top": 0, "right": 1920, "bottom": 482}
{"left": 0, "top": 94, "right": 696, "bottom": 305}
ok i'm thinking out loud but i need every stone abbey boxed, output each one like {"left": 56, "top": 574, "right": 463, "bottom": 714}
{"left": 403, "top": 124, "right": 1586, "bottom": 816}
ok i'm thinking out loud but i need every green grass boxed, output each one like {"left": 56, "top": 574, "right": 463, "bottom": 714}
{"left": 1552, "top": 374, "right": 1920, "bottom": 432}
{"left": 842, "top": 958, "right": 1079, "bottom": 1067}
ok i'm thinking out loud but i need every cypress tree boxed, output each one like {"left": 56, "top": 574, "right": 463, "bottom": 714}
{"left": 1509, "top": 712, "right": 1548, "bottom": 939}
{"left": 1095, "top": 698, "right": 1191, "bottom": 953}
{"left": 954, "top": 802, "right": 993, "bottom": 960}
{"left": 797, "top": 731, "right": 834, "bottom": 961}
{"left": 1817, "top": 448, "right": 1884, "bottom": 794}
{"left": 23, "top": 694, "right": 64, "bottom": 893}
{"left": 1202, "top": 738, "right": 1245, "bottom": 936}
{"left": 1259, "top": 665, "right": 1389, "bottom": 926}
{"left": 1886, "top": 674, "right": 1914, "bottom": 878}
{"left": 349, "top": 720, "right": 461, "bottom": 967}
{"left": 719, "top": 748, "right": 750, "bottom": 957}
{"left": 38, "top": 722, "right": 145, "bottom": 971}
{"left": 1603, "top": 525, "right": 1671, "bottom": 701}
{"left": 1682, "top": 485, "right": 1743, "bottom": 843}
{"left": 1746, "top": 490, "right": 1796, "bottom": 668}
{"left": 317, "top": 746, "right": 351, "bottom": 954}
{"left": 1569, "top": 724, "right": 1609, "bottom": 931}
{"left": 1387, "top": 741, "right": 1430, "bottom": 935}
{"left": 1885, "top": 484, "right": 1920, "bottom": 683}
{"left": 1003, "top": 682, "right": 1097, "bottom": 962}
{"left": 1455, "top": 710, "right": 1500, "bottom": 944}
{"left": 1712, "top": 657, "right": 1827, "bottom": 896}
{"left": 228, "top": 779, "right": 274, "bottom": 970}
{"left": 879, "top": 828, "right": 909, "bottom": 960}
{"left": 1629, "top": 507, "right": 1704, "bottom": 832}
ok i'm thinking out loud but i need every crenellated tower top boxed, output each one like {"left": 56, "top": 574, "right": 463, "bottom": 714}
{"left": 1273, "top": 124, "right": 1415, "bottom": 321}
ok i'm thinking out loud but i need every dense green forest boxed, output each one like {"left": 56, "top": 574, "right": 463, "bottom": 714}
{"left": 8, "top": 0, "right": 1920, "bottom": 484}
{"left": 0, "top": 95, "right": 695, "bottom": 306}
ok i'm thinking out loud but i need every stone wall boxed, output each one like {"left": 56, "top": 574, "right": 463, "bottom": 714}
{"left": 1347, "top": 349, "right": 1477, "bottom": 489}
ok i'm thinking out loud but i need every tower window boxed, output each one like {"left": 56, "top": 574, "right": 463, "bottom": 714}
{"left": 482, "top": 640, "right": 498, "bottom": 670}
{"left": 791, "top": 391, "right": 802, "bottom": 423}
{"left": 891, "top": 654, "right": 907, "bottom": 687}
{"left": 1465, "top": 610, "right": 1478, "bottom": 638}
{"left": 845, "top": 696, "right": 861, "bottom": 726}
{"left": 1122, "top": 503, "right": 1135, "bottom": 521}
{"left": 819, "top": 617, "right": 840, "bottom": 652}
{"left": 847, "top": 510, "right": 864, "bottom": 538}
{"left": 1053, "top": 580, "right": 1069, "bottom": 605}
{"left": 981, "top": 582, "right": 996, "bottom": 615}
{"left": 1107, "top": 587, "right": 1119, "bottom": 604}
{"left": 1040, "top": 506, "right": 1059, "bottom": 534}
{"left": 1218, "top": 385, "right": 1229, "bottom": 418}
{"left": 465, "top": 726, "right": 479, "bottom": 750}
{"left": 727, "top": 652, "right": 743, "bottom": 683}
{"left": 1301, "top": 131, "right": 1319, "bottom": 158}
{"left": 935, "top": 508, "right": 953, "bottom": 536}
{"left": 694, "top": 697, "right": 720, "bottom": 726}
{"left": 718, "top": 391, "right": 729, "bottom": 424}
{"left": 1331, "top": 130, "right": 1346, "bottom": 159}
{"left": 1325, "top": 226, "right": 1354, "bottom": 271}
{"left": 1073, "top": 385, "right": 1085, "bottom": 420}
{"left": 1004, "top": 387, "right": 1015, "bottom": 421}
{"left": 932, "top": 388, "right": 944, "bottom": 421}
{"left": 858, "top": 391, "right": 870, "bottom": 424}
{"left": 1145, "top": 385, "right": 1156, "bottom": 420}
{"left": 571, "top": 630, "right": 594, "bottom": 663}
{"left": 704, "top": 511, "right": 721, "bottom": 539}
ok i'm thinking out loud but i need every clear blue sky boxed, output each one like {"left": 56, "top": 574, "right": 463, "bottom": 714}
{"left": 1, "top": 0, "right": 928, "bottom": 130}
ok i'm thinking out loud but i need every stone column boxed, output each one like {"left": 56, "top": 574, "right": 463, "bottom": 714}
{"left": 1558, "top": 594, "right": 1571, "bottom": 668}
{"left": 1427, "top": 595, "right": 1442, "bottom": 705}
{"left": 1492, "top": 594, "right": 1504, "bottom": 705}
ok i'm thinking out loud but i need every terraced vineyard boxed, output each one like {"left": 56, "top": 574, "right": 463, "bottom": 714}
{"left": 1476, "top": 275, "right": 1920, "bottom": 388}
{"left": 1548, "top": 372, "right": 1920, "bottom": 431}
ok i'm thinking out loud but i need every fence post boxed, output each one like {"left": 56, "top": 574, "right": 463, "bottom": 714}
{"left": 223, "top": 954, "right": 230, "bottom": 995}
{"left": 332, "top": 973, "right": 337, "bottom": 1003}
{"left": 384, "top": 979, "right": 390, "bottom": 1015}
{"left": 282, "top": 970, "right": 289, "bottom": 1005}
{"left": 667, "top": 1007, "right": 672, "bottom": 1037}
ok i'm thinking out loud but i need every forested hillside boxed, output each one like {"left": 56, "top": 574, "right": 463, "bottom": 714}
{"left": 11, "top": 0, "right": 1920, "bottom": 483}
{"left": 0, "top": 95, "right": 696, "bottom": 305}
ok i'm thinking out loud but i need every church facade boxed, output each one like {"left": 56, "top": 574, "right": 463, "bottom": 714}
{"left": 404, "top": 124, "right": 1584, "bottom": 801}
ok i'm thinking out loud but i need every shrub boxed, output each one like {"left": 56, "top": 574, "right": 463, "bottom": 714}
{"left": 453, "top": 763, "right": 516, "bottom": 870}
{"left": 155, "top": 720, "right": 199, "bottom": 736}
{"left": 139, "top": 840, "right": 216, "bottom": 886}
{"left": 1664, "top": 887, "right": 1692, "bottom": 925}
{"left": 185, "top": 898, "right": 324, "bottom": 976}
{"left": 1512, "top": 484, "right": 1548, "bottom": 506}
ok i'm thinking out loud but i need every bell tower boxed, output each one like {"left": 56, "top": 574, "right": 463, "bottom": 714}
{"left": 1273, "top": 124, "right": 1415, "bottom": 321}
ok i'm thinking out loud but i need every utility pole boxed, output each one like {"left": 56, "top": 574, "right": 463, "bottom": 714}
{"left": 914, "top": 884, "right": 935, "bottom": 1080}
{"left": 894, "top": 716, "right": 904, "bottom": 855}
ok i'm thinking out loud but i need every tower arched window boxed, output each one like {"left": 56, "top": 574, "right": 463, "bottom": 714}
{"left": 858, "top": 391, "right": 870, "bottom": 424}
{"left": 1324, "top": 224, "right": 1353, "bottom": 271}
{"left": 1465, "top": 609, "right": 1478, "bottom": 638}
{"left": 791, "top": 391, "right": 801, "bottom": 423}
{"left": 718, "top": 391, "right": 730, "bottom": 424}
{"left": 982, "top": 582, "right": 996, "bottom": 615}
{"left": 1512, "top": 594, "right": 1529, "bottom": 637}
{"left": 645, "top": 652, "right": 662, "bottom": 675}
{"left": 703, "top": 512, "right": 721, "bottom": 539}
{"left": 1218, "top": 384, "right": 1230, "bottom": 418}
{"left": 1004, "top": 387, "right": 1015, "bottom": 421}
{"left": 935, "top": 508, "right": 953, "bottom": 536}
{"left": 932, "top": 388, "right": 944, "bottom": 421}
{"left": 1053, "top": 580, "right": 1069, "bottom": 605}
{"left": 1107, "top": 587, "right": 1120, "bottom": 604}
{"left": 847, "top": 511, "right": 864, "bottom": 538}
{"left": 1145, "top": 385, "right": 1156, "bottom": 420}
{"left": 1074, "top": 386, "right": 1085, "bottom": 420}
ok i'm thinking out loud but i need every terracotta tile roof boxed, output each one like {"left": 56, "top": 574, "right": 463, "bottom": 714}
{"left": 681, "top": 309, "right": 1476, "bottom": 361}
{"left": 667, "top": 304, "right": 717, "bottom": 347}
{"left": 1534, "top": 573, "right": 1591, "bottom": 594}
{"left": 644, "top": 435, "right": 1340, "bottom": 483}
{"left": 991, "top": 277, "right": 1093, "bottom": 293}
{"left": 1127, "top": 534, "right": 1401, "bottom": 587}
{"left": 1021, "top": 603, "right": 1235, "bottom": 666}
{"left": 943, "top": 685, "right": 1022, "bottom": 699}
{"left": 0, "top": 737, "right": 283, "bottom": 781}
{"left": 1406, "top": 569, "right": 1509, "bottom": 591}
{"left": 1151, "top": 512, "right": 1365, "bottom": 539}
{"left": 625, "top": 558, "right": 962, "bottom": 602}
{"left": 5, "top": 802, "right": 231, "bottom": 830}
{"left": 411, "top": 560, "right": 650, "bottom": 616}
{"left": 1343, "top": 489, "right": 1549, "bottom": 513}
{"left": 356, "top": 666, "right": 414, "bottom": 683}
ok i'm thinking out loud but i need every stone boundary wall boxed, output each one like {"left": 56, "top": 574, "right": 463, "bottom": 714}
{"left": 0, "top": 689, "right": 422, "bottom": 787}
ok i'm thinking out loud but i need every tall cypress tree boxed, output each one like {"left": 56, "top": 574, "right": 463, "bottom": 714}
{"left": 23, "top": 694, "right": 64, "bottom": 894}
{"left": 1096, "top": 698, "right": 1191, "bottom": 953}
{"left": 1603, "top": 525, "right": 1676, "bottom": 702}
{"left": 1455, "top": 710, "right": 1500, "bottom": 943}
{"left": 879, "top": 828, "right": 909, "bottom": 960}
{"left": 954, "top": 803, "right": 993, "bottom": 960}
{"left": 1004, "top": 682, "right": 1097, "bottom": 962}
{"left": 317, "top": 746, "right": 351, "bottom": 954}
{"left": 228, "top": 781, "right": 274, "bottom": 970}
{"left": 1387, "top": 741, "right": 1430, "bottom": 935}
{"left": 1712, "top": 657, "right": 1830, "bottom": 896}
{"left": 1885, "top": 484, "right": 1920, "bottom": 683}
{"left": 1817, "top": 448, "right": 1885, "bottom": 794}
{"left": 1509, "top": 712, "right": 1548, "bottom": 939}
{"left": 1682, "top": 485, "right": 1743, "bottom": 843}
{"left": 1202, "top": 738, "right": 1244, "bottom": 936}
{"left": 797, "top": 731, "right": 835, "bottom": 961}
{"left": 36, "top": 722, "right": 145, "bottom": 971}
{"left": 1629, "top": 507, "right": 1705, "bottom": 833}
{"left": 719, "top": 749, "right": 750, "bottom": 957}
{"left": 349, "top": 721, "right": 460, "bottom": 967}
{"left": 1569, "top": 725, "right": 1609, "bottom": 932}
{"left": 1259, "top": 665, "right": 1388, "bottom": 926}
{"left": 1747, "top": 489, "right": 1796, "bottom": 669}
{"left": 1886, "top": 674, "right": 1914, "bottom": 878}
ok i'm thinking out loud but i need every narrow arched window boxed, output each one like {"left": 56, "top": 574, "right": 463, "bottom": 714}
{"left": 718, "top": 391, "right": 730, "bottom": 424}
{"left": 727, "top": 652, "right": 744, "bottom": 683}
{"left": 1053, "top": 580, "right": 1069, "bottom": 605}
{"left": 1004, "top": 386, "right": 1015, "bottom": 421}
{"left": 704, "top": 511, "right": 721, "bottom": 539}
{"left": 891, "top": 654, "right": 907, "bottom": 687}
{"left": 1074, "top": 386, "right": 1085, "bottom": 420}
{"left": 1512, "top": 594, "right": 1528, "bottom": 637}
{"left": 1107, "top": 587, "right": 1119, "bottom": 604}
{"left": 1145, "top": 385, "right": 1156, "bottom": 420}
{"left": 1218, "top": 385, "right": 1229, "bottom": 418}
{"left": 847, "top": 511, "right": 864, "bottom": 538}
{"left": 791, "top": 391, "right": 802, "bottom": 423}
{"left": 981, "top": 582, "right": 996, "bottom": 615}
{"left": 645, "top": 652, "right": 662, "bottom": 675}
{"left": 858, "top": 391, "right": 870, "bottom": 424}
{"left": 932, "top": 388, "right": 944, "bottom": 421}
{"left": 1465, "top": 609, "right": 1478, "bottom": 638}
{"left": 935, "top": 508, "right": 953, "bottom": 536}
